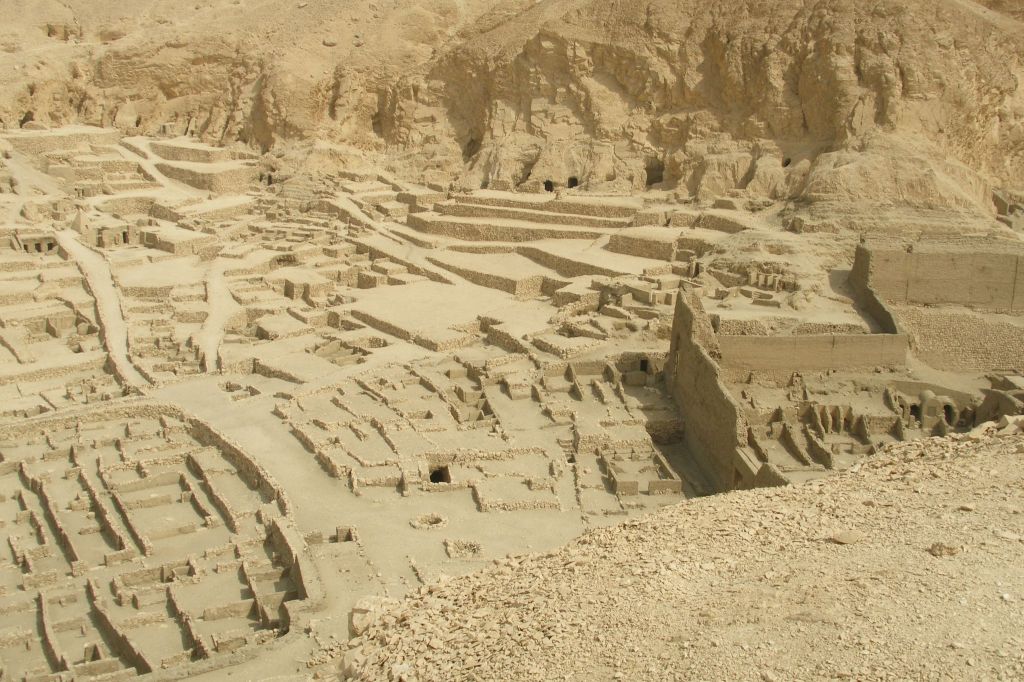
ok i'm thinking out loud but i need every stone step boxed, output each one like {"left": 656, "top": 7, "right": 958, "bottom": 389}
{"left": 436, "top": 200, "right": 630, "bottom": 229}
{"left": 406, "top": 212, "right": 607, "bottom": 242}
{"left": 451, "top": 191, "right": 641, "bottom": 219}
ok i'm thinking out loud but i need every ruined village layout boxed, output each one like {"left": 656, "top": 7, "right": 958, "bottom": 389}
{"left": 0, "top": 1, "right": 1023, "bottom": 680}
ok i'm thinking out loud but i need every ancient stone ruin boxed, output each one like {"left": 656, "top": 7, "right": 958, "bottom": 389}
{"left": 0, "top": 0, "right": 1022, "bottom": 679}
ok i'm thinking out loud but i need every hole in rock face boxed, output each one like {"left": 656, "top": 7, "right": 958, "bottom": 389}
{"left": 19, "top": 111, "right": 34, "bottom": 128}
{"left": 959, "top": 408, "right": 972, "bottom": 427}
{"left": 462, "top": 137, "right": 480, "bottom": 161}
{"left": 910, "top": 404, "right": 921, "bottom": 422}
{"left": 429, "top": 466, "right": 451, "bottom": 484}
{"left": 782, "top": 157, "right": 792, "bottom": 168}
{"left": 645, "top": 158, "right": 664, "bottom": 187}
{"left": 639, "top": 358, "right": 649, "bottom": 372}
{"left": 567, "top": 176, "right": 579, "bottom": 188}
{"left": 943, "top": 404, "right": 955, "bottom": 425}
{"left": 543, "top": 180, "right": 554, "bottom": 192}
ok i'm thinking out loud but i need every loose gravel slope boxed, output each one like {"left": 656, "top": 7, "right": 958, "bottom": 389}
{"left": 341, "top": 424, "right": 1024, "bottom": 681}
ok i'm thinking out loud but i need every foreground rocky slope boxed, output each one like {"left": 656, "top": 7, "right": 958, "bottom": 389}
{"left": 341, "top": 421, "right": 1024, "bottom": 681}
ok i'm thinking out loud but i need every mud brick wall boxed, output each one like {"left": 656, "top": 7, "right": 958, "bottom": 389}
{"left": 87, "top": 580, "right": 154, "bottom": 674}
{"left": 187, "top": 418, "right": 292, "bottom": 517}
{"left": 718, "top": 333, "right": 909, "bottom": 372}
{"left": 852, "top": 242, "right": 1024, "bottom": 313}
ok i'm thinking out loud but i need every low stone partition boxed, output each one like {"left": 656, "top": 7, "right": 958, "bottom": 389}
{"left": 150, "top": 141, "right": 232, "bottom": 164}
{"left": 2, "top": 127, "right": 121, "bottom": 155}
{"left": 87, "top": 579, "right": 154, "bottom": 675}
{"left": 606, "top": 232, "right": 676, "bottom": 261}
{"left": 426, "top": 256, "right": 552, "bottom": 299}
{"left": 406, "top": 212, "right": 604, "bottom": 242}
{"left": 154, "top": 162, "right": 257, "bottom": 193}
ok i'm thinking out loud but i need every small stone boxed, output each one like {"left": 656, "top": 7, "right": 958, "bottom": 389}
{"left": 323, "top": 38, "right": 338, "bottom": 47}
{"left": 928, "top": 542, "right": 960, "bottom": 557}
{"left": 958, "top": 504, "right": 975, "bottom": 511}
{"left": 831, "top": 530, "right": 866, "bottom": 545}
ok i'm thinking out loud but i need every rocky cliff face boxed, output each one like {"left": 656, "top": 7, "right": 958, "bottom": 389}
{"left": 2, "top": 0, "right": 1022, "bottom": 215}
{"left": 372, "top": 0, "right": 1024, "bottom": 212}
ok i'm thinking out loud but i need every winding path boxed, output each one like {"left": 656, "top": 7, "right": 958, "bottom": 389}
{"left": 56, "top": 230, "right": 149, "bottom": 389}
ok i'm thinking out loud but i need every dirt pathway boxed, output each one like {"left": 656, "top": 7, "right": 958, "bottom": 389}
{"left": 55, "top": 230, "right": 150, "bottom": 389}
{"left": 194, "top": 259, "right": 242, "bottom": 372}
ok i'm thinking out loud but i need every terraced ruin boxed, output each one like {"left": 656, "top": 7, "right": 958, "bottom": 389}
{"left": 0, "top": 120, "right": 1021, "bottom": 679}
{"left": 0, "top": 0, "right": 1022, "bottom": 679}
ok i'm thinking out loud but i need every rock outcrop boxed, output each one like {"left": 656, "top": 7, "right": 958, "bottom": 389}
{"left": 1, "top": 0, "right": 1022, "bottom": 215}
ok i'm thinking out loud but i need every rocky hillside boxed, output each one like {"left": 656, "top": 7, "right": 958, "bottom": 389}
{"left": 2, "top": 0, "right": 1022, "bottom": 213}
{"left": 338, "top": 420, "right": 1024, "bottom": 681}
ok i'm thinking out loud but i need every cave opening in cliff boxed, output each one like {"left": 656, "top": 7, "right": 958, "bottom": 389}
{"left": 19, "top": 111, "right": 34, "bottom": 128}
{"left": 462, "top": 137, "right": 480, "bottom": 162}
{"left": 544, "top": 180, "right": 554, "bottom": 192}
{"left": 782, "top": 157, "right": 792, "bottom": 168}
{"left": 645, "top": 158, "right": 664, "bottom": 187}
{"left": 567, "top": 176, "right": 579, "bottom": 188}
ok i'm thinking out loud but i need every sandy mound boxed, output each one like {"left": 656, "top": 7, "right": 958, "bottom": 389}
{"left": 342, "top": 422, "right": 1024, "bottom": 681}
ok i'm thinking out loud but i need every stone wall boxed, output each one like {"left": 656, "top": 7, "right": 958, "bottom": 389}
{"left": 154, "top": 163, "right": 258, "bottom": 194}
{"left": 665, "top": 291, "right": 760, "bottom": 492}
{"left": 718, "top": 333, "right": 909, "bottom": 372}
{"left": 891, "top": 305, "right": 1024, "bottom": 371}
{"left": 852, "top": 242, "right": 1024, "bottom": 313}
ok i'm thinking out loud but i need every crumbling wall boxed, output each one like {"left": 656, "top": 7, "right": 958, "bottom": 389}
{"left": 665, "top": 291, "right": 760, "bottom": 492}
